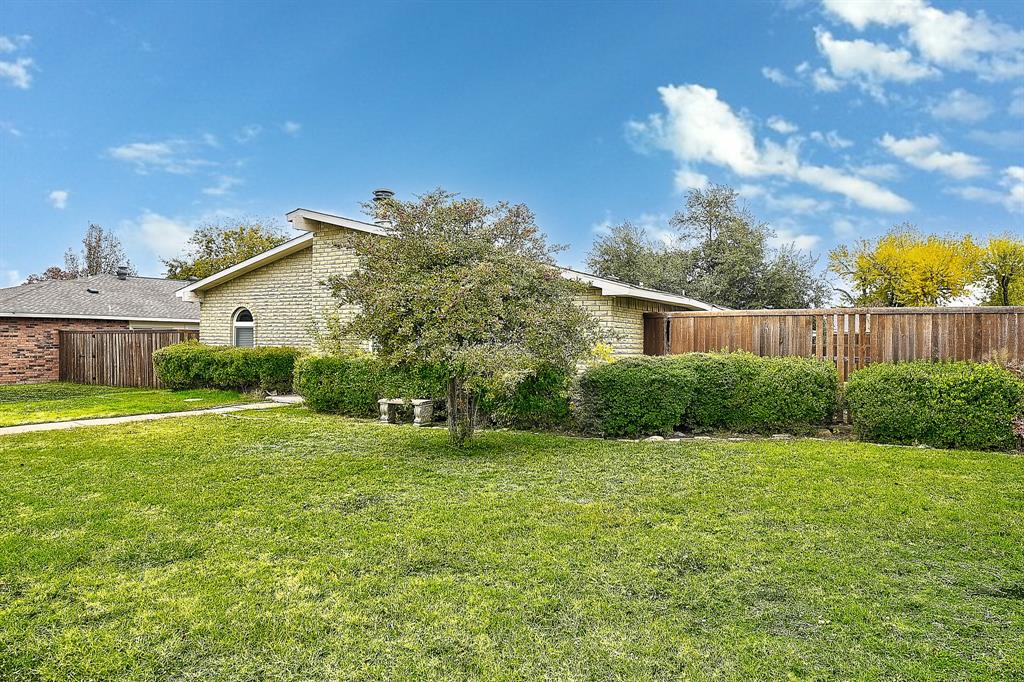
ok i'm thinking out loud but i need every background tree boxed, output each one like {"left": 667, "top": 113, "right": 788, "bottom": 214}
{"left": 26, "top": 224, "right": 135, "bottom": 282}
{"left": 163, "top": 218, "right": 287, "bottom": 280}
{"left": 330, "top": 189, "right": 600, "bottom": 445}
{"left": 585, "top": 185, "right": 830, "bottom": 309}
{"left": 828, "top": 225, "right": 981, "bottom": 307}
{"left": 979, "top": 235, "right": 1024, "bottom": 306}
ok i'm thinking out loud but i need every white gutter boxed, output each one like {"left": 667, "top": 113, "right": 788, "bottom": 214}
{"left": 0, "top": 312, "right": 199, "bottom": 323}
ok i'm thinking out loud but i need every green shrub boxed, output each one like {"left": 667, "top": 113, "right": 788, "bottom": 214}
{"left": 293, "top": 354, "right": 446, "bottom": 417}
{"left": 577, "top": 352, "right": 839, "bottom": 438}
{"left": 295, "top": 354, "right": 569, "bottom": 428}
{"left": 153, "top": 341, "right": 302, "bottom": 393}
{"left": 577, "top": 356, "right": 699, "bottom": 437}
{"left": 480, "top": 365, "right": 573, "bottom": 430}
{"left": 846, "top": 361, "right": 1023, "bottom": 450}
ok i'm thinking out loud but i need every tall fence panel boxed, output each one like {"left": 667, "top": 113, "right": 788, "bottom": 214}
{"left": 59, "top": 329, "right": 198, "bottom": 387}
{"left": 644, "top": 307, "right": 1022, "bottom": 381}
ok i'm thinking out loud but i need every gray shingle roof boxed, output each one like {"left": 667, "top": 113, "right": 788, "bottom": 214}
{"left": 0, "top": 274, "right": 199, "bottom": 321}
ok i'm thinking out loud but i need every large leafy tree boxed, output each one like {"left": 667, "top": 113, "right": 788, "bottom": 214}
{"left": 26, "top": 224, "right": 135, "bottom": 283}
{"left": 163, "top": 218, "right": 287, "bottom": 280}
{"left": 828, "top": 225, "right": 982, "bottom": 307}
{"left": 585, "top": 185, "right": 830, "bottom": 309}
{"left": 329, "top": 189, "right": 600, "bottom": 445}
{"left": 979, "top": 235, "right": 1024, "bottom": 306}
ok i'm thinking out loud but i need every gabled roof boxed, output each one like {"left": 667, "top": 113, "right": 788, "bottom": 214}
{"left": 176, "top": 208, "right": 719, "bottom": 311}
{"left": 0, "top": 274, "right": 199, "bottom": 322}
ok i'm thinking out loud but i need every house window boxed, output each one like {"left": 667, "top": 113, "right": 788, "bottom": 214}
{"left": 233, "top": 308, "right": 254, "bottom": 347}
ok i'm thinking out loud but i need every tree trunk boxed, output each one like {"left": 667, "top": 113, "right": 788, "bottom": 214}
{"left": 446, "top": 377, "right": 478, "bottom": 446}
{"left": 1002, "top": 276, "right": 1010, "bottom": 307}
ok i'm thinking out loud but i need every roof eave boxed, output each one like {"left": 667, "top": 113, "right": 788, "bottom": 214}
{"left": 175, "top": 232, "right": 316, "bottom": 300}
{"left": 0, "top": 312, "right": 199, "bottom": 323}
{"left": 560, "top": 269, "right": 718, "bottom": 311}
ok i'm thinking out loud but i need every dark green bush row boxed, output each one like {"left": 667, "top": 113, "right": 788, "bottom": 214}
{"left": 845, "top": 361, "right": 1023, "bottom": 450}
{"left": 293, "top": 354, "right": 445, "bottom": 417}
{"left": 294, "top": 354, "right": 572, "bottom": 429}
{"left": 578, "top": 352, "right": 840, "bottom": 437}
{"left": 153, "top": 341, "right": 302, "bottom": 393}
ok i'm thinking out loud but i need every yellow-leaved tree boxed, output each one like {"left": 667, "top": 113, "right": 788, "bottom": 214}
{"left": 828, "top": 224, "right": 982, "bottom": 307}
{"left": 979, "top": 235, "right": 1024, "bottom": 306}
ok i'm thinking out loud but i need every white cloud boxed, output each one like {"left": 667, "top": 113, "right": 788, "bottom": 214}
{"left": 0, "top": 121, "right": 22, "bottom": 137}
{"left": 1003, "top": 166, "right": 1024, "bottom": 212}
{"left": 767, "top": 116, "right": 799, "bottom": 134}
{"left": 0, "top": 35, "right": 30, "bottom": 53}
{"left": 879, "top": 133, "right": 987, "bottom": 179}
{"left": 628, "top": 84, "right": 911, "bottom": 212}
{"left": 738, "top": 184, "right": 831, "bottom": 215}
{"left": 769, "top": 227, "right": 822, "bottom": 251}
{"left": 852, "top": 162, "right": 901, "bottom": 180}
{"left": 823, "top": 0, "right": 1024, "bottom": 81}
{"left": 946, "top": 167, "right": 1024, "bottom": 213}
{"left": 282, "top": 121, "right": 302, "bottom": 136}
{"left": 968, "top": 129, "right": 1024, "bottom": 149}
{"left": 235, "top": 124, "right": 262, "bottom": 143}
{"left": 810, "top": 67, "right": 843, "bottom": 92}
{"left": 929, "top": 89, "right": 993, "bottom": 122}
{"left": 1011, "top": 87, "right": 1024, "bottom": 117}
{"left": 47, "top": 190, "right": 68, "bottom": 209}
{"left": 3, "top": 270, "right": 20, "bottom": 287}
{"left": 0, "top": 57, "right": 34, "bottom": 89}
{"left": 809, "top": 130, "right": 853, "bottom": 149}
{"left": 815, "top": 28, "right": 938, "bottom": 95}
{"left": 0, "top": 34, "right": 34, "bottom": 89}
{"left": 762, "top": 66, "right": 796, "bottom": 86}
{"left": 107, "top": 139, "right": 214, "bottom": 175}
{"left": 202, "top": 175, "right": 242, "bottom": 196}
{"left": 674, "top": 168, "right": 709, "bottom": 191}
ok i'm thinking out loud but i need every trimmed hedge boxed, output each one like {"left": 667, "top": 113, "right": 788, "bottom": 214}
{"left": 293, "top": 355, "right": 445, "bottom": 417}
{"left": 578, "top": 352, "right": 840, "bottom": 437}
{"left": 845, "top": 361, "right": 1023, "bottom": 450}
{"left": 153, "top": 341, "right": 302, "bottom": 393}
{"left": 294, "top": 354, "right": 573, "bottom": 428}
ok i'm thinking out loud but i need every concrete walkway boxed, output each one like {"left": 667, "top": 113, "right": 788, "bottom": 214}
{"left": 0, "top": 401, "right": 293, "bottom": 437}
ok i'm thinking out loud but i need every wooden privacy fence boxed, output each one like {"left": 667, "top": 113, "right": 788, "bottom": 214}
{"left": 59, "top": 329, "right": 198, "bottom": 387}
{"left": 644, "top": 307, "right": 1023, "bottom": 381}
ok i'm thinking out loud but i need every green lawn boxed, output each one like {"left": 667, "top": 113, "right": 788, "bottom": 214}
{"left": 0, "top": 383, "right": 246, "bottom": 427}
{"left": 1, "top": 409, "right": 1022, "bottom": 680}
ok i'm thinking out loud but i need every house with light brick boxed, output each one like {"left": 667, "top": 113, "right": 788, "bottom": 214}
{"left": 176, "top": 192, "right": 716, "bottom": 357}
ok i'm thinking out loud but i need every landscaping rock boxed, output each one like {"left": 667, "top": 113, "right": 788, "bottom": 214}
{"left": 771, "top": 434, "right": 792, "bottom": 440}
{"left": 694, "top": 436, "right": 712, "bottom": 441}
{"left": 816, "top": 428, "right": 834, "bottom": 438}
{"left": 643, "top": 435, "right": 665, "bottom": 442}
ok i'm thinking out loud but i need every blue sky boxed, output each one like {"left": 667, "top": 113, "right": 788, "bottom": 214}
{"left": 1, "top": 0, "right": 1022, "bottom": 284}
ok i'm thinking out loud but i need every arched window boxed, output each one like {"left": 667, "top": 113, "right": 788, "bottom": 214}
{"left": 233, "top": 308, "right": 254, "bottom": 347}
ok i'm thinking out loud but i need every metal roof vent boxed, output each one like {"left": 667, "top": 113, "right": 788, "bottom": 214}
{"left": 86, "top": 288, "right": 99, "bottom": 294}
{"left": 372, "top": 188, "right": 395, "bottom": 227}
{"left": 116, "top": 265, "right": 129, "bottom": 280}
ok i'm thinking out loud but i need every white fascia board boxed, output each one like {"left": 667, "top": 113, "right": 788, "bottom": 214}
{"left": 286, "top": 208, "right": 387, "bottom": 236}
{"left": 0, "top": 312, "right": 199, "bottom": 323}
{"left": 175, "top": 232, "right": 315, "bottom": 301}
{"left": 560, "top": 269, "right": 718, "bottom": 311}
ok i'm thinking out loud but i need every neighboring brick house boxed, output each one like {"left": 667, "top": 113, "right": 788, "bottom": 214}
{"left": 177, "top": 202, "right": 716, "bottom": 358}
{"left": 0, "top": 273, "right": 199, "bottom": 384}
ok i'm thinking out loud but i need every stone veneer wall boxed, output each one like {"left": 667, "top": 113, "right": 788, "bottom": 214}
{"left": 198, "top": 225, "right": 684, "bottom": 356}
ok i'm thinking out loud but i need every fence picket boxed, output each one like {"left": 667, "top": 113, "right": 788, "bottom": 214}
{"left": 645, "top": 307, "right": 1022, "bottom": 377}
